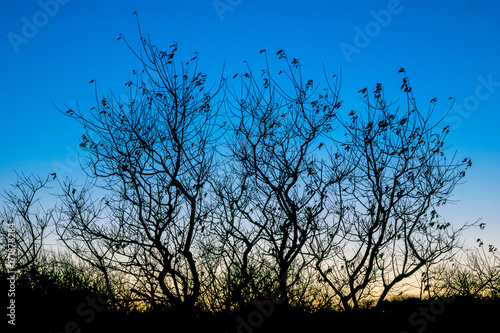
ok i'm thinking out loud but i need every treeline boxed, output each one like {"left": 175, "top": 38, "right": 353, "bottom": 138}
{"left": 1, "top": 25, "right": 499, "bottom": 330}
{"left": 2, "top": 252, "right": 499, "bottom": 332}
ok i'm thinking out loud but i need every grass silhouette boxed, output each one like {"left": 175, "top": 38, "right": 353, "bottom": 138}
{"left": 4, "top": 264, "right": 499, "bottom": 333}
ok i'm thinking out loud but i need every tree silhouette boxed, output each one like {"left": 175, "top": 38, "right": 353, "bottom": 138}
{"left": 58, "top": 25, "right": 224, "bottom": 310}
{"left": 219, "top": 51, "right": 343, "bottom": 307}
{"left": 429, "top": 245, "right": 500, "bottom": 298}
{"left": 55, "top": 178, "right": 117, "bottom": 300}
{"left": 313, "top": 70, "right": 477, "bottom": 310}
{"left": 45, "top": 22, "right": 484, "bottom": 317}
{"left": 0, "top": 173, "right": 53, "bottom": 272}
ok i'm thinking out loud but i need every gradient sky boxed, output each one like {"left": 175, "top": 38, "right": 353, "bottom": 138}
{"left": 1, "top": 0, "right": 499, "bottom": 248}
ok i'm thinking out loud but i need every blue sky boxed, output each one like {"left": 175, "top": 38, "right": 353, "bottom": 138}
{"left": 1, "top": 0, "right": 499, "bottom": 248}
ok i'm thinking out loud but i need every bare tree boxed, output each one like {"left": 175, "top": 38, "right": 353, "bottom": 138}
{"left": 55, "top": 178, "right": 117, "bottom": 299}
{"left": 314, "top": 69, "right": 477, "bottom": 310}
{"left": 50, "top": 25, "right": 485, "bottom": 316}
{"left": 206, "top": 172, "right": 273, "bottom": 311}
{"left": 223, "top": 50, "right": 342, "bottom": 305}
{"left": 0, "top": 173, "right": 53, "bottom": 272}
{"left": 58, "top": 21, "right": 224, "bottom": 310}
{"left": 429, "top": 243, "right": 500, "bottom": 298}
